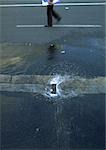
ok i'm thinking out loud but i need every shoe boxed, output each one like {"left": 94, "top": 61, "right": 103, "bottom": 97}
{"left": 44, "top": 25, "right": 52, "bottom": 27}
{"left": 57, "top": 17, "right": 61, "bottom": 22}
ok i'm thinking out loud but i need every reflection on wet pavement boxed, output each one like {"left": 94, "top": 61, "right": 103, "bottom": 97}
{"left": 0, "top": 30, "right": 105, "bottom": 149}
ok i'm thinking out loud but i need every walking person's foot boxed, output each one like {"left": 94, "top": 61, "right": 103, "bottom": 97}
{"left": 57, "top": 17, "right": 61, "bottom": 22}
{"left": 44, "top": 25, "right": 52, "bottom": 27}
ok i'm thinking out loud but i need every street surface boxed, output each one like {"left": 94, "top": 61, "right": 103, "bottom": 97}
{"left": 0, "top": 1, "right": 105, "bottom": 150}
{"left": 0, "top": 3, "right": 105, "bottom": 43}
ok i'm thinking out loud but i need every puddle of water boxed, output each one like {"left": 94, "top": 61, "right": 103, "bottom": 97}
{"left": 0, "top": 35, "right": 105, "bottom": 76}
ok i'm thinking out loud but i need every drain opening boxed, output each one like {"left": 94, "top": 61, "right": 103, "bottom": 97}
{"left": 50, "top": 84, "right": 57, "bottom": 94}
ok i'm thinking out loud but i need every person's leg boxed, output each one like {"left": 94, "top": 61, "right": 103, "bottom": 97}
{"left": 47, "top": 5, "right": 53, "bottom": 26}
{"left": 52, "top": 6, "right": 61, "bottom": 21}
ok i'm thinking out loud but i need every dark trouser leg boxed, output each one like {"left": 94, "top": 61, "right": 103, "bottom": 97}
{"left": 47, "top": 5, "right": 53, "bottom": 26}
{"left": 52, "top": 7, "right": 61, "bottom": 20}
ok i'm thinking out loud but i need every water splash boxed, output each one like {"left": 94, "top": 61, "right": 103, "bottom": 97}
{"left": 44, "top": 74, "right": 105, "bottom": 99}
{"left": 44, "top": 74, "right": 78, "bottom": 99}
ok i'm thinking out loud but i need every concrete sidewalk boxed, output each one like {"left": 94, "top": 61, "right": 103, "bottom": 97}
{"left": 0, "top": 0, "right": 105, "bottom": 4}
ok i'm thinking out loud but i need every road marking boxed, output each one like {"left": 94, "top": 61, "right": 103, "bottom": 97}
{"left": 16, "top": 24, "right": 102, "bottom": 28}
{"left": 0, "top": 2, "right": 106, "bottom": 7}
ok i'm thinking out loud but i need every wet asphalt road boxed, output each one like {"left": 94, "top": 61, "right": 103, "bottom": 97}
{"left": 0, "top": 2, "right": 106, "bottom": 150}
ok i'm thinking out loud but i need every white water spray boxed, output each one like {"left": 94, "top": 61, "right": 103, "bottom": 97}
{"left": 44, "top": 74, "right": 77, "bottom": 98}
